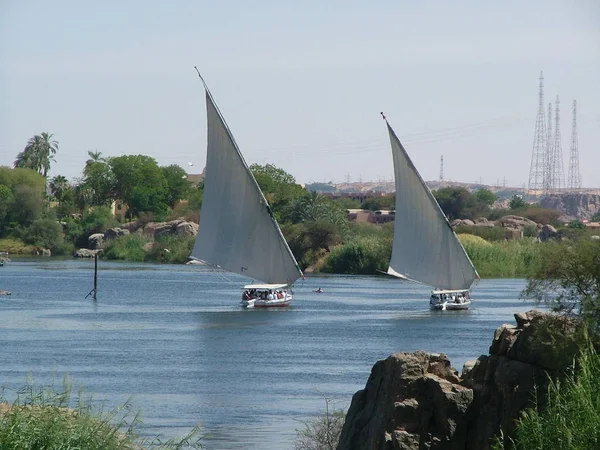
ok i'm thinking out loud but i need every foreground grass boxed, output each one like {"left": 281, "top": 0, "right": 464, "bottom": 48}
{"left": 494, "top": 339, "right": 600, "bottom": 450}
{"left": 0, "top": 378, "right": 203, "bottom": 450}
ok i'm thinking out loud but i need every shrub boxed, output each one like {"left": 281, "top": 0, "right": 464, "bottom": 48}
{"left": 103, "top": 234, "right": 152, "bottom": 262}
{"left": 455, "top": 225, "right": 506, "bottom": 241}
{"left": 294, "top": 398, "right": 346, "bottom": 450}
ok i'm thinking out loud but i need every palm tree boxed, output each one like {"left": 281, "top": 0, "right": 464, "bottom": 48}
{"left": 50, "top": 175, "right": 70, "bottom": 208}
{"left": 86, "top": 150, "right": 105, "bottom": 166}
{"left": 14, "top": 132, "right": 59, "bottom": 177}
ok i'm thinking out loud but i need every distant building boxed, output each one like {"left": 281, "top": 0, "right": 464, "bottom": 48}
{"left": 111, "top": 200, "right": 128, "bottom": 222}
{"left": 347, "top": 208, "right": 395, "bottom": 224}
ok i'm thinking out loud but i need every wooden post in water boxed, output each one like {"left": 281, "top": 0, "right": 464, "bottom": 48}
{"left": 85, "top": 251, "right": 98, "bottom": 300}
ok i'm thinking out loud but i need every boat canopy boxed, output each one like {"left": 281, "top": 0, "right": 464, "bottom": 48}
{"left": 243, "top": 284, "right": 289, "bottom": 290}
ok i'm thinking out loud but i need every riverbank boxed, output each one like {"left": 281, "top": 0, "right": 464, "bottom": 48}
{"left": 2, "top": 233, "right": 546, "bottom": 278}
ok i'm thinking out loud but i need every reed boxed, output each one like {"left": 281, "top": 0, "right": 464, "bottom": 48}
{"left": 459, "top": 235, "right": 542, "bottom": 278}
{"left": 321, "top": 235, "right": 392, "bottom": 275}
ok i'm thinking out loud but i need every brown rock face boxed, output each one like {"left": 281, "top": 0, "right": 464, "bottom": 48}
{"left": 338, "top": 310, "right": 587, "bottom": 450}
{"left": 337, "top": 352, "right": 472, "bottom": 449}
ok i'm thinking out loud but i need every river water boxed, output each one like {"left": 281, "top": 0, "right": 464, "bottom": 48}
{"left": 0, "top": 258, "right": 536, "bottom": 449}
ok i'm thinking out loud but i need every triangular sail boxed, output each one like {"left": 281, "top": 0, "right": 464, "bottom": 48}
{"left": 191, "top": 87, "right": 303, "bottom": 286}
{"left": 385, "top": 120, "right": 479, "bottom": 291}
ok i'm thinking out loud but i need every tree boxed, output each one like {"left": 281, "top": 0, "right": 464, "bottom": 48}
{"left": 110, "top": 155, "right": 168, "bottom": 218}
{"left": 433, "top": 187, "right": 476, "bottom": 220}
{"left": 250, "top": 163, "right": 305, "bottom": 220}
{"left": 509, "top": 195, "right": 526, "bottom": 210}
{"left": 81, "top": 159, "right": 115, "bottom": 207}
{"left": 86, "top": 150, "right": 105, "bottom": 165}
{"left": 161, "top": 164, "right": 190, "bottom": 208}
{"left": 361, "top": 195, "right": 395, "bottom": 211}
{"left": 474, "top": 188, "right": 497, "bottom": 206}
{"left": 49, "top": 175, "right": 70, "bottom": 209}
{"left": 0, "top": 184, "right": 13, "bottom": 234}
{"left": 523, "top": 239, "right": 600, "bottom": 325}
{"left": 14, "top": 132, "right": 59, "bottom": 177}
{"left": 591, "top": 212, "right": 600, "bottom": 222}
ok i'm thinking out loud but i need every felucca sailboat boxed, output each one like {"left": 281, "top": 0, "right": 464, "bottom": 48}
{"left": 382, "top": 113, "right": 480, "bottom": 310}
{"left": 190, "top": 69, "right": 304, "bottom": 307}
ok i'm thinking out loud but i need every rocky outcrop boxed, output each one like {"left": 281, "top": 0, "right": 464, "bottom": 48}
{"left": 142, "top": 219, "right": 198, "bottom": 238}
{"left": 338, "top": 352, "right": 472, "bottom": 449}
{"left": 495, "top": 215, "right": 537, "bottom": 230}
{"left": 541, "top": 193, "right": 600, "bottom": 221}
{"left": 337, "top": 310, "right": 587, "bottom": 450}
{"left": 104, "top": 227, "right": 130, "bottom": 240}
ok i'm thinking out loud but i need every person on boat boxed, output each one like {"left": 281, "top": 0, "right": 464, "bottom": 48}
{"left": 315, "top": 288, "right": 323, "bottom": 293}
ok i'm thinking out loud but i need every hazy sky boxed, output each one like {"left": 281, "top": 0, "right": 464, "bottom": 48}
{"left": 1, "top": 1, "right": 599, "bottom": 188}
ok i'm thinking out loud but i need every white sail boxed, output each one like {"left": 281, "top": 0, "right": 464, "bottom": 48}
{"left": 385, "top": 120, "right": 479, "bottom": 291}
{"left": 191, "top": 88, "right": 303, "bottom": 286}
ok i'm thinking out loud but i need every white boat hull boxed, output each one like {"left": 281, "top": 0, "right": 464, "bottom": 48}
{"left": 430, "top": 299, "right": 471, "bottom": 311}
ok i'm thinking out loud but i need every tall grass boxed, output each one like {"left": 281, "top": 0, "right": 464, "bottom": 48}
{"left": 103, "top": 234, "right": 195, "bottom": 263}
{"left": 459, "top": 235, "right": 542, "bottom": 278}
{"left": 493, "top": 339, "right": 600, "bottom": 450}
{"left": 321, "top": 235, "right": 392, "bottom": 274}
{"left": 0, "top": 377, "right": 203, "bottom": 449}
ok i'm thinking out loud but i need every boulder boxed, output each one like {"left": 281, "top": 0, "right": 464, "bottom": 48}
{"left": 88, "top": 233, "right": 104, "bottom": 249}
{"left": 120, "top": 221, "right": 139, "bottom": 233}
{"left": 495, "top": 215, "right": 537, "bottom": 229}
{"left": 176, "top": 221, "right": 198, "bottom": 237}
{"left": 104, "top": 228, "right": 130, "bottom": 240}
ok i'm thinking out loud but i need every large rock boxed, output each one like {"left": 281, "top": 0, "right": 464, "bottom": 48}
{"left": 176, "top": 221, "right": 199, "bottom": 237}
{"left": 495, "top": 215, "right": 537, "bottom": 229}
{"left": 143, "top": 219, "right": 197, "bottom": 238}
{"left": 338, "top": 310, "right": 589, "bottom": 450}
{"left": 337, "top": 352, "right": 472, "bottom": 449}
{"left": 104, "top": 228, "right": 130, "bottom": 240}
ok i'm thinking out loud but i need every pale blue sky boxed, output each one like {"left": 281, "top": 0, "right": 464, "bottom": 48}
{"left": 1, "top": 1, "right": 599, "bottom": 187}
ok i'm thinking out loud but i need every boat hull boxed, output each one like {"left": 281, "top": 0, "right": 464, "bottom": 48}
{"left": 430, "top": 299, "right": 471, "bottom": 311}
{"left": 241, "top": 293, "right": 293, "bottom": 308}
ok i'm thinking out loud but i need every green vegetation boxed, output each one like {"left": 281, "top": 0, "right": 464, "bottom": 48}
{"left": 493, "top": 337, "right": 600, "bottom": 450}
{"left": 0, "top": 378, "right": 203, "bottom": 449}
{"left": 523, "top": 238, "right": 600, "bottom": 322}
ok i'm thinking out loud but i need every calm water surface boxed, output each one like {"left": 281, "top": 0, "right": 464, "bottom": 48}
{"left": 0, "top": 258, "right": 536, "bottom": 449}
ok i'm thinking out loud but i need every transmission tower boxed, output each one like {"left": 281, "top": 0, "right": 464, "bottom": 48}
{"left": 544, "top": 102, "right": 553, "bottom": 195}
{"left": 439, "top": 155, "right": 444, "bottom": 182}
{"left": 551, "top": 96, "right": 565, "bottom": 192}
{"left": 528, "top": 72, "right": 547, "bottom": 194}
{"left": 567, "top": 99, "right": 581, "bottom": 191}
